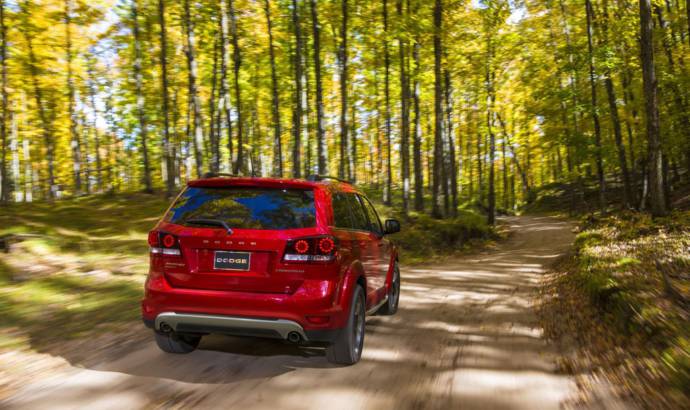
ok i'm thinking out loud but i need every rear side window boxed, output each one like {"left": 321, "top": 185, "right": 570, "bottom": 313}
{"left": 165, "top": 187, "right": 316, "bottom": 230}
{"left": 346, "top": 194, "right": 370, "bottom": 231}
{"left": 332, "top": 193, "right": 354, "bottom": 229}
{"left": 360, "top": 196, "right": 383, "bottom": 235}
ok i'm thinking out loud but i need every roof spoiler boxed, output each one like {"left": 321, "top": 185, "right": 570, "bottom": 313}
{"left": 306, "top": 174, "right": 353, "bottom": 184}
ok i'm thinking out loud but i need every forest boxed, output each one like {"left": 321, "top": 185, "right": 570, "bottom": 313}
{"left": 0, "top": 0, "right": 689, "bottom": 407}
{"left": 0, "top": 0, "right": 686, "bottom": 221}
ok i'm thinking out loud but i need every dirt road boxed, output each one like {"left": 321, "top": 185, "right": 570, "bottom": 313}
{"left": 3, "top": 216, "right": 576, "bottom": 410}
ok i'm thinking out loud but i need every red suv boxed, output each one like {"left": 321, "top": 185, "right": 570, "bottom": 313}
{"left": 142, "top": 174, "right": 401, "bottom": 365}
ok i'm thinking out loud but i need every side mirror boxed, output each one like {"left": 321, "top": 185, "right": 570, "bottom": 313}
{"left": 384, "top": 219, "right": 401, "bottom": 235}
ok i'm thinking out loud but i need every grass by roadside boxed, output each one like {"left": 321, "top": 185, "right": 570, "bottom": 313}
{"left": 540, "top": 211, "right": 690, "bottom": 409}
{"left": 0, "top": 193, "right": 170, "bottom": 351}
{"left": 0, "top": 189, "right": 494, "bottom": 352}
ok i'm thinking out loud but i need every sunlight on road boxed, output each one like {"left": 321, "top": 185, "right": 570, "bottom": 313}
{"left": 2, "top": 216, "right": 577, "bottom": 409}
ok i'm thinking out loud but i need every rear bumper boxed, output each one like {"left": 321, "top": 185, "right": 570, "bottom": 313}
{"left": 143, "top": 314, "right": 341, "bottom": 343}
{"left": 142, "top": 273, "right": 349, "bottom": 338}
{"left": 154, "top": 312, "right": 308, "bottom": 340}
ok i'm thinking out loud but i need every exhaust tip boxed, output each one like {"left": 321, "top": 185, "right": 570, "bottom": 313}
{"left": 159, "top": 322, "right": 172, "bottom": 333}
{"left": 287, "top": 332, "right": 301, "bottom": 343}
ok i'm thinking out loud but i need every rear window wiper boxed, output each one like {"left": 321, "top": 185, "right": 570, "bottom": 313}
{"left": 185, "top": 218, "right": 233, "bottom": 234}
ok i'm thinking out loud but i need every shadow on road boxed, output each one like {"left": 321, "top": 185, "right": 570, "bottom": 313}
{"left": 3, "top": 216, "right": 579, "bottom": 410}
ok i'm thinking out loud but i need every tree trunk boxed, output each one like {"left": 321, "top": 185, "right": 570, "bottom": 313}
{"left": 467, "top": 126, "right": 474, "bottom": 199}
{"left": 502, "top": 135, "right": 509, "bottom": 210}
{"left": 228, "top": 0, "right": 244, "bottom": 174}
{"left": 291, "top": 0, "right": 303, "bottom": 178}
{"left": 219, "top": 0, "right": 233, "bottom": 173}
{"left": 486, "top": 97, "right": 495, "bottom": 225}
{"left": 65, "top": 0, "right": 83, "bottom": 195}
{"left": 303, "top": 37, "right": 313, "bottom": 177}
{"left": 412, "top": 32, "right": 423, "bottom": 211}
{"left": 158, "top": 0, "right": 175, "bottom": 196}
{"left": 0, "top": 0, "right": 8, "bottom": 202}
{"left": 397, "top": 0, "right": 410, "bottom": 214}
{"left": 209, "top": 36, "right": 219, "bottom": 173}
{"left": 350, "top": 104, "right": 357, "bottom": 182}
{"left": 597, "top": 0, "right": 631, "bottom": 206}
{"left": 10, "top": 112, "right": 19, "bottom": 201}
{"left": 182, "top": 0, "right": 204, "bottom": 178}
{"left": 131, "top": 0, "right": 152, "bottom": 193}
{"left": 497, "top": 114, "right": 530, "bottom": 200}
{"left": 87, "top": 63, "right": 103, "bottom": 191}
{"left": 640, "top": 0, "right": 667, "bottom": 215}
{"left": 21, "top": 4, "right": 56, "bottom": 199}
{"left": 264, "top": 0, "right": 282, "bottom": 177}
{"left": 655, "top": 6, "right": 690, "bottom": 154}
{"left": 383, "top": 0, "right": 392, "bottom": 205}
{"left": 484, "top": 22, "right": 496, "bottom": 225}
{"left": 337, "top": 0, "right": 348, "bottom": 180}
{"left": 621, "top": 68, "right": 638, "bottom": 184}
{"left": 310, "top": 0, "right": 326, "bottom": 175}
{"left": 444, "top": 69, "right": 457, "bottom": 217}
{"left": 585, "top": 0, "right": 606, "bottom": 210}
{"left": 687, "top": 0, "right": 690, "bottom": 46}
{"left": 215, "top": 3, "right": 229, "bottom": 175}
{"left": 604, "top": 75, "right": 633, "bottom": 206}
{"left": 23, "top": 129, "right": 33, "bottom": 202}
{"left": 432, "top": 0, "right": 443, "bottom": 218}
{"left": 374, "top": 66, "right": 383, "bottom": 188}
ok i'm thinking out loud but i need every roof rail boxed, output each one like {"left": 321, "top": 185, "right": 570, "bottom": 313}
{"left": 202, "top": 172, "right": 240, "bottom": 179}
{"left": 306, "top": 174, "right": 353, "bottom": 184}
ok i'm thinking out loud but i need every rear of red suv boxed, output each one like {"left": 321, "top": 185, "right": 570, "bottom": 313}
{"left": 142, "top": 176, "right": 400, "bottom": 364}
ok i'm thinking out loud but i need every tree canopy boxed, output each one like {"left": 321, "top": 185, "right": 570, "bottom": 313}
{"left": 0, "top": 0, "right": 688, "bottom": 221}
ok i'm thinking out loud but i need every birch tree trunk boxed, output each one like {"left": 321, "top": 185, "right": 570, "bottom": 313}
{"left": 229, "top": 0, "right": 245, "bottom": 174}
{"left": 264, "top": 0, "right": 282, "bottom": 176}
{"left": 291, "top": 0, "right": 303, "bottom": 178}
{"left": 131, "top": 0, "right": 153, "bottom": 193}
{"left": 65, "top": 0, "right": 82, "bottom": 195}
{"left": 412, "top": 31, "right": 423, "bottom": 211}
{"left": 383, "top": 0, "right": 392, "bottom": 205}
{"left": 397, "top": 0, "right": 410, "bottom": 214}
{"left": 158, "top": 0, "right": 175, "bottom": 196}
{"left": 183, "top": 0, "right": 204, "bottom": 177}
{"left": 444, "top": 68, "right": 457, "bottom": 217}
{"left": 338, "top": 0, "right": 348, "bottom": 180}
{"left": 310, "top": 0, "right": 326, "bottom": 175}
{"left": 0, "top": 0, "right": 7, "bottom": 202}
{"left": 87, "top": 63, "right": 103, "bottom": 191}
{"left": 432, "top": 0, "right": 443, "bottom": 218}
{"left": 639, "top": 0, "right": 667, "bottom": 215}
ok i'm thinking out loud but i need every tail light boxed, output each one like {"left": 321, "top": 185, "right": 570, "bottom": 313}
{"left": 283, "top": 236, "right": 338, "bottom": 263}
{"left": 148, "top": 231, "right": 181, "bottom": 256}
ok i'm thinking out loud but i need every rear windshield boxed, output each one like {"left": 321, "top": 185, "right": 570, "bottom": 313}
{"left": 165, "top": 187, "right": 317, "bottom": 230}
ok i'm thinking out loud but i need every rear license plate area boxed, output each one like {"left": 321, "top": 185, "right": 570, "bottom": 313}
{"left": 213, "top": 251, "right": 251, "bottom": 271}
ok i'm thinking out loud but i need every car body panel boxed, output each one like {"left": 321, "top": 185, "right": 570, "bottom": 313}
{"left": 142, "top": 176, "right": 398, "bottom": 338}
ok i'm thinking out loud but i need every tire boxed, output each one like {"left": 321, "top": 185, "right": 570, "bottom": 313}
{"left": 326, "top": 285, "right": 366, "bottom": 365}
{"left": 377, "top": 261, "right": 400, "bottom": 315}
{"left": 154, "top": 331, "right": 201, "bottom": 354}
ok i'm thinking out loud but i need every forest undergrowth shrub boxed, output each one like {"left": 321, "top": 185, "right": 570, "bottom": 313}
{"left": 386, "top": 210, "right": 493, "bottom": 264}
{"left": 559, "top": 210, "right": 690, "bottom": 405}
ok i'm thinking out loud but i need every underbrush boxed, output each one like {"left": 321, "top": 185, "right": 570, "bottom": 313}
{"left": 358, "top": 187, "right": 495, "bottom": 264}
{"left": 542, "top": 211, "right": 690, "bottom": 408}
{"left": 387, "top": 210, "right": 493, "bottom": 264}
